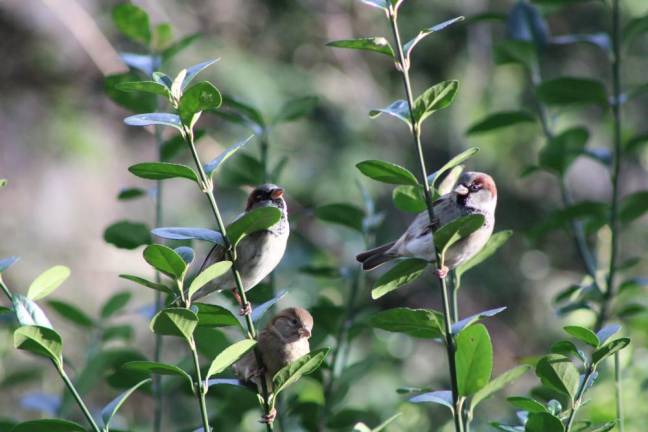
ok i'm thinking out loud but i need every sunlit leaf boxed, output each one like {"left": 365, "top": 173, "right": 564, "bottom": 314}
{"left": 356, "top": 160, "right": 419, "bottom": 186}
{"left": 563, "top": 325, "right": 599, "bottom": 347}
{"left": 369, "top": 308, "right": 444, "bottom": 338}
{"left": 403, "top": 17, "right": 465, "bottom": 58}
{"left": 14, "top": 325, "right": 63, "bottom": 367}
{"left": 535, "top": 354, "right": 579, "bottom": 399}
{"left": 205, "top": 339, "right": 257, "bottom": 381}
{"left": 434, "top": 214, "right": 485, "bottom": 255}
{"left": 204, "top": 135, "right": 254, "bottom": 177}
{"left": 150, "top": 308, "right": 198, "bottom": 342}
{"left": 27, "top": 266, "right": 71, "bottom": 301}
{"left": 392, "top": 185, "right": 426, "bottom": 213}
{"left": 151, "top": 227, "right": 223, "bottom": 244}
{"left": 507, "top": 396, "right": 547, "bottom": 413}
{"left": 591, "top": 338, "right": 630, "bottom": 366}
{"left": 409, "top": 390, "right": 453, "bottom": 411}
{"left": 188, "top": 262, "right": 233, "bottom": 300}
{"left": 182, "top": 59, "right": 220, "bottom": 90}
{"left": 12, "top": 294, "right": 53, "bottom": 328}
{"left": 124, "top": 113, "right": 183, "bottom": 131}
{"left": 122, "top": 361, "right": 192, "bottom": 386}
{"left": 596, "top": 324, "right": 621, "bottom": 345}
{"left": 371, "top": 259, "right": 428, "bottom": 299}
{"left": 451, "top": 306, "right": 507, "bottom": 334}
{"left": 273, "top": 348, "right": 330, "bottom": 395}
{"left": 227, "top": 206, "right": 282, "bottom": 246}
{"left": 413, "top": 81, "right": 459, "bottom": 125}
{"left": 456, "top": 324, "right": 493, "bottom": 396}
{"left": 427, "top": 147, "right": 480, "bottom": 187}
{"left": 178, "top": 81, "right": 223, "bottom": 125}
{"left": 143, "top": 244, "right": 187, "bottom": 280}
{"left": 195, "top": 303, "right": 240, "bottom": 327}
{"left": 119, "top": 274, "right": 172, "bottom": 295}
{"left": 471, "top": 365, "right": 531, "bottom": 409}
{"left": 327, "top": 37, "right": 394, "bottom": 58}
{"left": 369, "top": 99, "right": 411, "bottom": 125}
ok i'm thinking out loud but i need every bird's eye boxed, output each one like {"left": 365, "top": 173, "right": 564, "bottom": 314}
{"left": 291, "top": 319, "right": 298, "bottom": 325}
{"left": 469, "top": 184, "right": 481, "bottom": 193}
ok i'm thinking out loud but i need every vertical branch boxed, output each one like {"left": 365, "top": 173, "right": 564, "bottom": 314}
{"left": 56, "top": 363, "right": 102, "bottom": 432}
{"left": 387, "top": 8, "right": 463, "bottom": 432}
{"left": 182, "top": 128, "right": 274, "bottom": 432}
{"left": 188, "top": 338, "right": 211, "bottom": 432}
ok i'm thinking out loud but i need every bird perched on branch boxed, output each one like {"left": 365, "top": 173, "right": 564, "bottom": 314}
{"left": 356, "top": 171, "right": 497, "bottom": 277}
{"left": 234, "top": 307, "right": 313, "bottom": 423}
{"left": 192, "top": 184, "right": 289, "bottom": 312}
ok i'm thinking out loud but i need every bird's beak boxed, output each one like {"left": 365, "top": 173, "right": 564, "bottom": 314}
{"left": 298, "top": 327, "right": 311, "bottom": 338}
{"left": 271, "top": 188, "right": 284, "bottom": 199}
{"left": 454, "top": 184, "right": 469, "bottom": 196}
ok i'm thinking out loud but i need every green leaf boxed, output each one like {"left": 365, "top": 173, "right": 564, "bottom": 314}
{"left": 427, "top": 147, "right": 480, "bottom": 187}
{"left": 101, "top": 292, "right": 132, "bottom": 319}
{"left": 124, "top": 113, "right": 183, "bottom": 131}
{"left": 161, "top": 33, "right": 201, "bottom": 62}
{"left": 101, "top": 378, "right": 151, "bottom": 429}
{"left": 205, "top": 339, "right": 257, "bottom": 381}
{"left": 625, "top": 133, "right": 648, "bottom": 153}
{"left": 525, "top": 412, "right": 565, "bottom": 432}
{"left": 27, "top": 266, "right": 71, "bottom": 301}
{"left": 152, "top": 227, "right": 223, "bottom": 244}
{"left": 12, "top": 294, "right": 53, "bottom": 328}
{"left": 119, "top": 274, "right": 172, "bottom": 294}
{"left": 456, "top": 323, "right": 493, "bottom": 396}
{"left": 403, "top": 17, "right": 465, "bottom": 59}
{"left": 47, "top": 300, "right": 94, "bottom": 328}
{"left": 507, "top": 396, "right": 548, "bottom": 413}
{"left": 369, "top": 307, "right": 444, "bottom": 338}
{"left": 204, "top": 135, "right": 254, "bottom": 177}
{"left": 493, "top": 40, "right": 537, "bottom": 70}
{"left": 0, "top": 256, "right": 19, "bottom": 273}
{"left": 471, "top": 365, "right": 531, "bottom": 408}
{"left": 620, "top": 191, "right": 648, "bottom": 224}
{"left": 539, "top": 127, "right": 589, "bottom": 176}
{"left": 369, "top": 99, "right": 411, "bottom": 125}
{"left": 105, "top": 72, "right": 156, "bottom": 113}
{"left": 536, "top": 77, "right": 608, "bottom": 107}
{"left": 104, "top": 220, "right": 152, "bottom": 249}
{"left": 563, "top": 325, "right": 599, "bottom": 347}
{"left": 356, "top": 160, "right": 419, "bottom": 186}
{"left": 315, "top": 203, "right": 365, "bottom": 232}
{"left": 413, "top": 80, "right": 459, "bottom": 125}
{"left": 392, "top": 185, "right": 426, "bottom": 213}
{"left": 227, "top": 206, "right": 282, "bottom": 246}
{"left": 195, "top": 303, "right": 240, "bottom": 327}
{"left": 143, "top": 244, "right": 187, "bottom": 280}
{"left": 274, "top": 96, "right": 318, "bottom": 124}
{"left": 273, "top": 347, "right": 330, "bottom": 396}
{"left": 371, "top": 258, "right": 428, "bottom": 299}
{"left": 14, "top": 325, "right": 63, "bottom": 367}
{"left": 151, "top": 22, "right": 173, "bottom": 51}
{"left": 550, "top": 340, "right": 586, "bottom": 362}
{"left": 434, "top": 214, "right": 486, "bottom": 256}
{"left": 11, "top": 419, "right": 85, "bottom": 432}
{"left": 456, "top": 230, "right": 513, "bottom": 278}
{"left": 117, "top": 187, "right": 147, "bottom": 200}
{"left": 150, "top": 308, "right": 198, "bottom": 342}
{"left": 535, "top": 354, "right": 580, "bottom": 399}
{"left": 596, "top": 324, "right": 621, "bottom": 345}
{"left": 112, "top": 3, "right": 150, "bottom": 45}
{"left": 326, "top": 37, "right": 394, "bottom": 58}
{"left": 188, "top": 261, "right": 233, "bottom": 300}
{"left": 592, "top": 338, "right": 630, "bottom": 366}
{"left": 0, "top": 178, "right": 7, "bottom": 187}
{"left": 122, "top": 361, "right": 192, "bottom": 386}
{"left": 178, "top": 81, "right": 223, "bottom": 125}
{"left": 116, "top": 81, "right": 170, "bottom": 97}
{"left": 623, "top": 15, "right": 648, "bottom": 47}
{"left": 466, "top": 111, "right": 536, "bottom": 135}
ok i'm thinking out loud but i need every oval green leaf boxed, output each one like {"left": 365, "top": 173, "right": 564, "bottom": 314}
{"left": 327, "top": 37, "right": 394, "bottom": 58}
{"left": 129, "top": 162, "right": 197, "bottom": 182}
{"left": 188, "top": 261, "right": 233, "bottom": 300}
{"left": 124, "top": 113, "right": 183, "bottom": 131}
{"left": 27, "top": 266, "right": 71, "bottom": 301}
{"left": 205, "top": 339, "right": 257, "bottom": 381}
{"left": 47, "top": 300, "right": 94, "bottom": 328}
{"left": 14, "top": 325, "right": 63, "bottom": 367}
{"left": 369, "top": 307, "right": 444, "bottom": 338}
{"left": 466, "top": 111, "right": 536, "bottom": 135}
{"left": 11, "top": 419, "right": 85, "bottom": 432}
{"left": 227, "top": 206, "right": 282, "bottom": 246}
{"left": 563, "top": 325, "right": 599, "bottom": 347}
{"left": 178, "top": 81, "right": 222, "bottom": 125}
{"left": 434, "top": 214, "right": 485, "bottom": 255}
{"left": 356, "top": 160, "right": 419, "bottom": 186}
{"left": 535, "top": 354, "right": 580, "bottom": 399}
{"left": 143, "top": 244, "right": 187, "bottom": 280}
{"left": 371, "top": 258, "right": 428, "bottom": 299}
{"left": 104, "top": 220, "right": 152, "bottom": 250}
{"left": 456, "top": 323, "right": 493, "bottom": 396}
{"left": 315, "top": 203, "right": 365, "bottom": 232}
{"left": 273, "top": 347, "right": 331, "bottom": 396}
{"left": 150, "top": 308, "right": 198, "bottom": 342}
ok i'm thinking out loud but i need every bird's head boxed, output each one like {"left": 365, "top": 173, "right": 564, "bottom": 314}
{"left": 453, "top": 171, "right": 497, "bottom": 213}
{"left": 246, "top": 184, "right": 287, "bottom": 213}
{"left": 269, "top": 307, "right": 313, "bottom": 342}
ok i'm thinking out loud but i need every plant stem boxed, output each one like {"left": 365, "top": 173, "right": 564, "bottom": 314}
{"left": 56, "top": 362, "right": 101, "bottom": 432}
{"left": 565, "top": 365, "right": 596, "bottom": 432}
{"left": 0, "top": 279, "right": 13, "bottom": 303}
{"left": 450, "top": 272, "right": 460, "bottom": 323}
{"left": 153, "top": 121, "right": 165, "bottom": 432}
{"left": 386, "top": 8, "right": 463, "bottom": 432}
{"left": 189, "top": 339, "right": 211, "bottom": 432}
{"left": 615, "top": 352, "right": 624, "bottom": 432}
{"left": 182, "top": 127, "right": 274, "bottom": 431}
{"left": 597, "top": 0, "right": 623, "bottom": 333}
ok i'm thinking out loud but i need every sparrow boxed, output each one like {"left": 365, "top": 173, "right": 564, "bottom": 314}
{"left": 192, "top": 184, "right": 289, "bottom": 312}
{"left": 234, "top": 307, "right": 313, "bottom": 423}
{"left": 356, "top": 171, "right": 497, "bottom": 277}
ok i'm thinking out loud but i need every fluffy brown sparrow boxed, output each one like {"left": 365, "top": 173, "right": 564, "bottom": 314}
{"left": 356, "top": 171, "right": 497, "bottom": 277}
{"left": 234, "top": 307, "right": 313, "bottom": 423}
{"left": 192, "top": 184, "right": 289, "bottom": 311}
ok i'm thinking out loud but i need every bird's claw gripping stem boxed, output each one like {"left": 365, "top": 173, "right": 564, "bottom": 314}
{"left": 434, "top": 265, "right": 449, "bottom": 279}
{"left": 259, "top": 408, "right": 277, "bottom": 424}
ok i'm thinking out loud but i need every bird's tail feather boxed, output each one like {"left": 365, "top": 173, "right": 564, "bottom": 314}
{"left": 356, "top": 242, "right": 396, "bottom": 271}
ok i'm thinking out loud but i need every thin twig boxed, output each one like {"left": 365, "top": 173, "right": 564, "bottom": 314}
{"left": 387, "top": 7, "right": 463, "bottom": 432}
{"left": 189, "top": 338, "right": 211, "bottom": 431}
{"left": 56, "top": 362, "right": 102, "bottom": 432}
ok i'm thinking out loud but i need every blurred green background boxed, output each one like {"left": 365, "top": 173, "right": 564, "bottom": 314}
{"left": 0, "top": 0, "right": 647, "bottom": 430}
